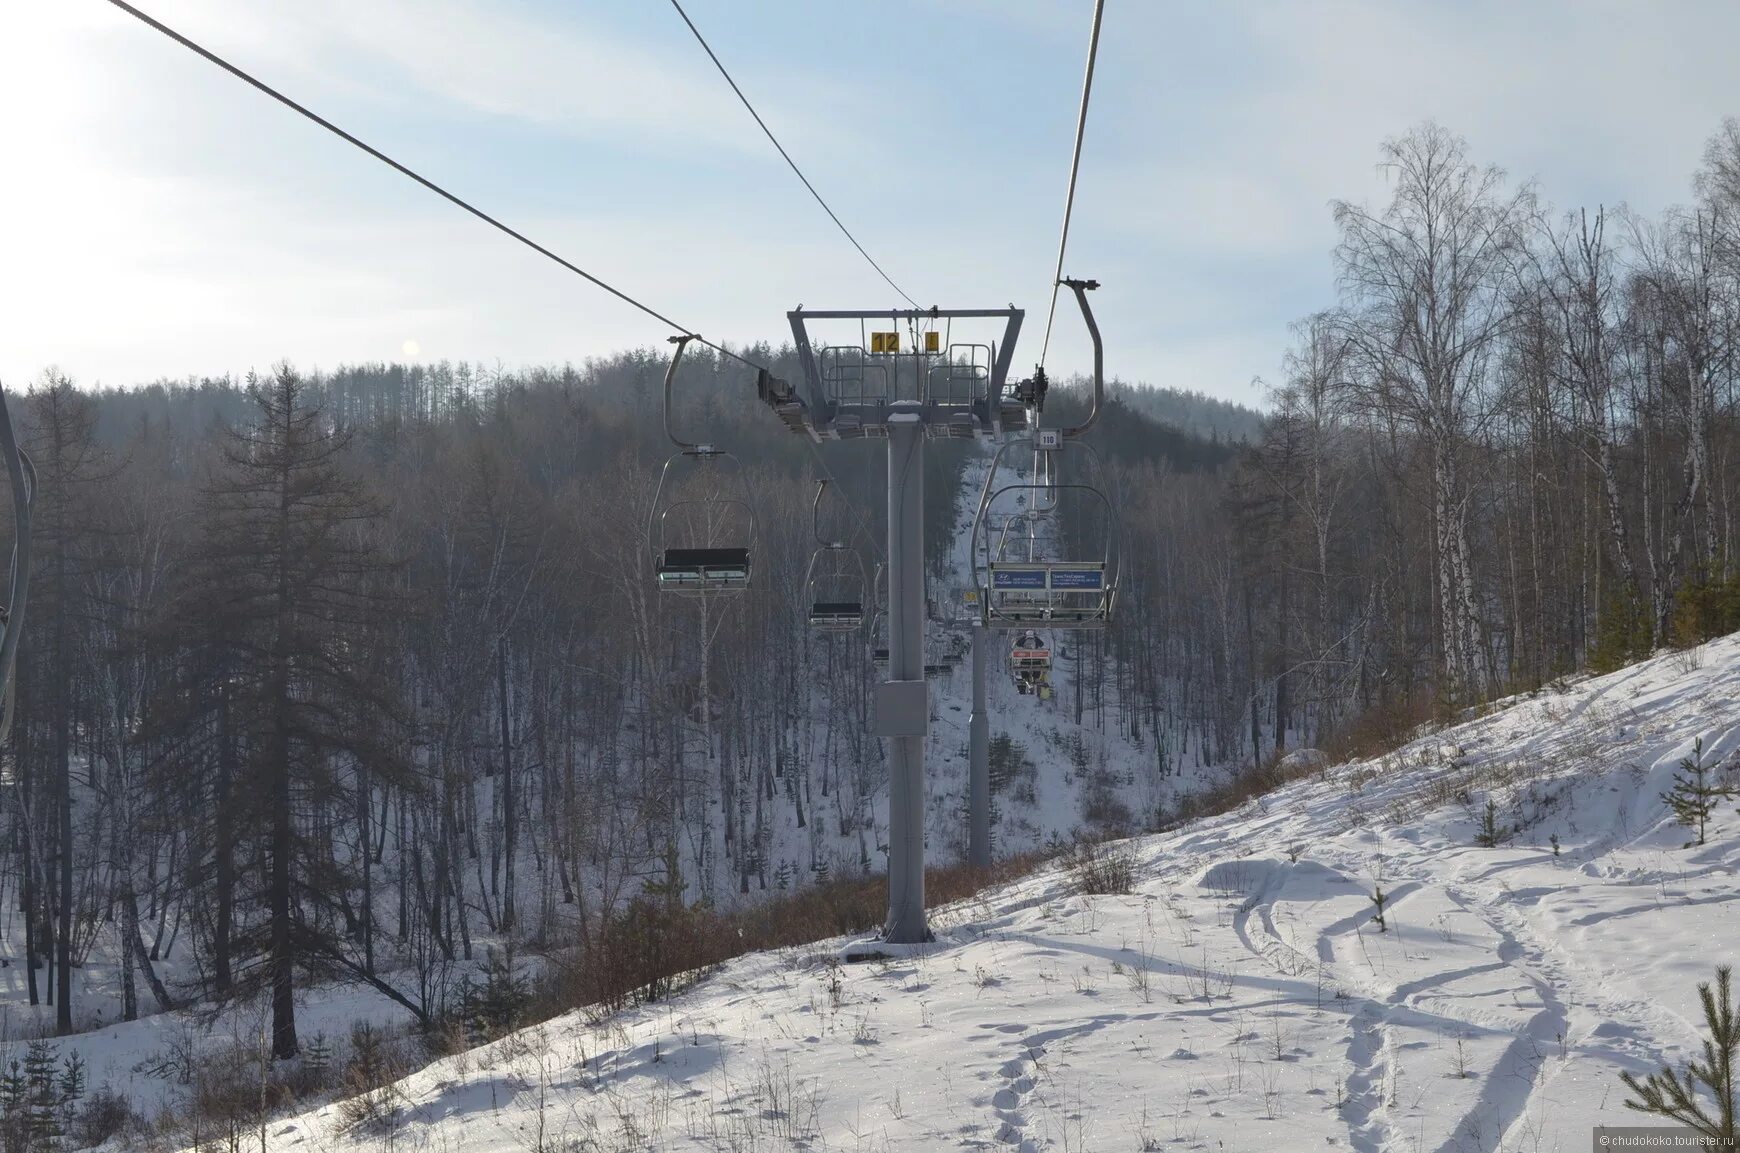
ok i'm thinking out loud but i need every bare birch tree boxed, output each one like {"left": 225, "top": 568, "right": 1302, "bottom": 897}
{"left": 1333, "top": 123, "right": 1534, "bottom": 701}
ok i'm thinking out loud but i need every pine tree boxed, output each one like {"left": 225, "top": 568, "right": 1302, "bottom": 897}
{"left": 1621, "top": 965, "right": 1739, "bottom": 1140}
{"left": 344, "top": 1020, "right": 401, "bottom": 1113}
{"left": 1663, "top": 739, "right": 1732, "bottom": 847}
{"left": 0, "top": 1058, "right": 27, "bottom": 1153}
{"left": 462, "top": 946, "right": 527, "bottom": 1044}
{"left": 23, "top": 1041, "right": 60, "bottom": 1147}
{"left": 303, "top": 1032, "right": 333, "bottom": 1090}
{"left": 55, "top": 1051, "right": 83, "bottom": 1139}
{"left": 1474, "top": 797, "right": 1507, "bottom": 847}
{"left": 0, "top": 1061, "right": 22, "bottom": 1115}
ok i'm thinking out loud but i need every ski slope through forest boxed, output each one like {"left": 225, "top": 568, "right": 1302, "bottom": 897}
{"left": 234, "top": 633, "right": 1740, "bottom": 1151}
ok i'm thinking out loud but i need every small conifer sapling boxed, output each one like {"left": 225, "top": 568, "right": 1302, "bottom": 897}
{"left": 1620, "top": 965, "right": 1739, "bottom": 1140}
{"left": 1662, "top": 738, "right": 1733, "bottom": 848}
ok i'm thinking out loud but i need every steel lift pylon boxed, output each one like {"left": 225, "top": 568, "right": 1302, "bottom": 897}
{"left": 761, "top": 284, "right": 1110, "bottom": 946}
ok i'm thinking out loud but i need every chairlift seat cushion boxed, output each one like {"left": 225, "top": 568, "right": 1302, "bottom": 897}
{"left": 658, "top": 547, "right": 751, "bottom": 591}
{"left": 662, "top": 547, "right": 750, "bottom": 570}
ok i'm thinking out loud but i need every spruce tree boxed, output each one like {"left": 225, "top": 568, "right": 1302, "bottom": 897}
{"left": 22, "top": 1041, "right": 60, "bottom": 1147}
{"left": 463, "top": 945, "right": 527, "bottom": 1043}
{"left": 1474, "top": 797, "right": 1506, "bottom": 847}
{"left": 55, "top": 1051, "right": 82, "bottom": 1139}
{"left": 1663, "top": 738, "right": 1732, "bottom": 847}
{"left": 0, "top": 1058, "right": 26, "bottom": 1153}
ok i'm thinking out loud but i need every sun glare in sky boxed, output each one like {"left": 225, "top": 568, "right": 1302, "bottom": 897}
{"left": 401, "top": 339, "right": 421, "bottom": 359}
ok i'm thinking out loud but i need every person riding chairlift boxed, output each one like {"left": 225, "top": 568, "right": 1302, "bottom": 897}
{"left": 1012, "top": 631, "right": 1051, "bottom": 697}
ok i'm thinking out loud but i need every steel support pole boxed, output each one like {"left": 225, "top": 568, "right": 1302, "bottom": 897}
{"left": 969, "top": 621, "right": 990, "bottom": 868}
{"left": 883, "top": 405, "right": 931, "bottom": 942}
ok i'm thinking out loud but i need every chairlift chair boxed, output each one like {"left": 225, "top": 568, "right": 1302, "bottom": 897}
{"left": 969, "top": 279, "right": 1118, "bottom": 629}
{"left": 972, "top": 454, "right": 1117, "bottom": 629}
{"left": 804, "top": 480, "right": 868, "bottom": 631}
{"left": 650, "top": 336, "right": 757, "bottom": 596}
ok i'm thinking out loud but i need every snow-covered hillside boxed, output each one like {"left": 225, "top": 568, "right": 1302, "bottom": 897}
{"left": 239, "top": 634, "right": 1740, "bottom": 1151}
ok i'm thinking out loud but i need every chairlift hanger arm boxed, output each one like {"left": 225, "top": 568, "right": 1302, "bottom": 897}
{"left": 662, "top": 334, "right": 710, "bottom": 454}
{"left": 812, "top": 479, "right": 845, "bottom": 549}
{"left": 1060, "top": 278, "right": 1103, "bottom": 439}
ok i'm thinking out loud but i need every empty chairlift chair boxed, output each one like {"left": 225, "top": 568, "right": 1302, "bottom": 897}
{"left": 650, "top": 335, "right": 756, "bottom": 596}
{"left": 804, "top": 480, "right": 867, "bottom": 630}
{"left": 805, "top": 546, "right": 868, "bottom": 629}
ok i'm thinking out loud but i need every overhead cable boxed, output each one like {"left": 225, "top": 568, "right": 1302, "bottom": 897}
{"left": 667, "top": 0, "right": 918, "bottom": 310}
{"left": 1038, "top": 0, "right": 1107, "bottom": 370}
{"left": 102, "top": 0, "right": 767, "bottom": 372}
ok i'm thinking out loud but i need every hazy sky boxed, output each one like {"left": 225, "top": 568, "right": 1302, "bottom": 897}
{"left": 3, "top": 1, "right": 1738, "bottom": 405}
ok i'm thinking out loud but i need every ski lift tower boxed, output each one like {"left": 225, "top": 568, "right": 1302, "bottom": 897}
{"left": 768, "top": 306, "right": 1029, "bottom": 944}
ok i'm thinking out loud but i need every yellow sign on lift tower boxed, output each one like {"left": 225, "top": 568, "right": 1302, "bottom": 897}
{"left": 925, "top": 330, "right": 941, "bottom": 353}
{"left": 870, "top": 331, "right": 899, "bottom": 353}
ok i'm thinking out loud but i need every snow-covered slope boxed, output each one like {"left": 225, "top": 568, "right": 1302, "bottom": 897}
{"left": 243, "top": 634, "right": 1740, "bottom": 1151}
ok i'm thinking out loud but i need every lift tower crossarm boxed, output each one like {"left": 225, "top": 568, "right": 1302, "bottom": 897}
{"left": 786, "top": 307, "right": 1025, "bottom": 441}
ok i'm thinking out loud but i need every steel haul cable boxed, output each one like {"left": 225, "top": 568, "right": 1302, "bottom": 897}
{"left": 1038, "top": 0, "right": 1107, "bottom": 370}
{"left": 667, "top": 0, "right": 918, "bottom": 310}
{"left": 104, "top": 0, "right": 903, "bottom": 566}
{"left": 101, "top": 0, "right": 767, "bottom": 374}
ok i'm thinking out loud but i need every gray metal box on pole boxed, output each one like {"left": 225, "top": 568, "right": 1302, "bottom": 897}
{"left": 969, "top": 622, "right": 990, "bottom": 868}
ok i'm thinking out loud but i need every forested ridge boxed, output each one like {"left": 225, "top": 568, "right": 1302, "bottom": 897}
{"left": 2, "top": 119, "right": 1738, "bottom": 1068}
